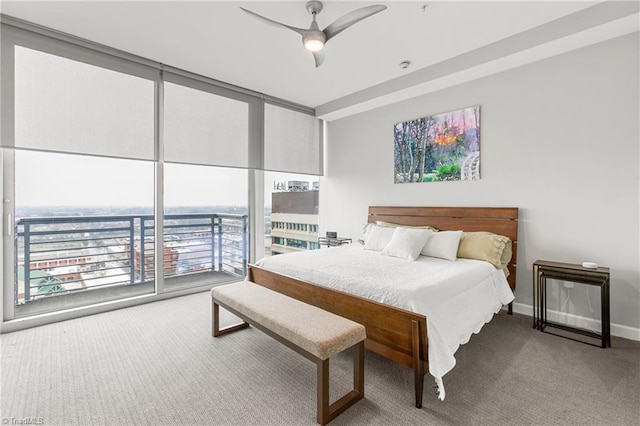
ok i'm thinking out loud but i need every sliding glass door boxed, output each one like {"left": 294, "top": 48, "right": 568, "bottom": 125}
{"left": 11, "top": 151, "right": 155, "bottom": 317}
{"left": 4, "top": 42, "right": 158, "bottom": 317}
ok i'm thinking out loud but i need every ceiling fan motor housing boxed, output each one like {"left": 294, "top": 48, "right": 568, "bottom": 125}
{"left": 306, "top": 1, "right": 324, "bottom": 15}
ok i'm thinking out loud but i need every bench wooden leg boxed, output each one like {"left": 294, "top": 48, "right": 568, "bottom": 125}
{"left": 316, "top": 341, "right": 365, "bottom": 425}
{"left": 354, "top": 340, "right": 364, "bottom": 394}
{"left": 317, "top": 358, "right": 330, "bottom": 425}
{"left": 212, "top": 300, "right": 249, "bottom": 337}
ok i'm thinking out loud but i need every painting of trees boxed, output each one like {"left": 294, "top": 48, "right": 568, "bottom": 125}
{"left": 393, "top": 105, "right": 480, "bottom": 183}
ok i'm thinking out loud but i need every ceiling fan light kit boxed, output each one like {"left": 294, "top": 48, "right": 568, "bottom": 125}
{"left": 304, "top": 36, "right": 325, "bottom": 52}
{"left": 241, "top": 1, "right": 387, "bottom": 67}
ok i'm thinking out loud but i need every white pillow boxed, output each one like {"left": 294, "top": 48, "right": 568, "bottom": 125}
{"left": 363, "top": 225, "right": 395, "bottom": 251}
{"left": 381, "top": 227, "right": 432, "bottom": 260}
{"left": 421, "top": 230, "right": 463, "bottom": 261}
{"left": 357, "top": 223, "right": 375, "bottom": 245}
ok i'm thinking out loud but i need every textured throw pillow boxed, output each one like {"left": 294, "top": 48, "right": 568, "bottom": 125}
{"left": 500, "top": 240, "right": 513, "bottom": 268}
{"left": 363, "top": 225, "right": 396, "bottom": 251}
{"left": 376, "top": 220, "right": 439, "bottom": 233}
{"left": 457, "top": 232, "right": 512, "bottom": 268}
{"left": 421, "top": 230, "right": 463, "bottom": 261}
{"left": 381, "top": 227, "right": 433, "bottom": 260}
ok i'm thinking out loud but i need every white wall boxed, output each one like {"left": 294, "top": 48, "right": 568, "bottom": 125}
{"left": 320, "top": 33, "right": 640, "bottom": 336}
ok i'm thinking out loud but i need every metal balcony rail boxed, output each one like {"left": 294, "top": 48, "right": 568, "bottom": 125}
{"left": 15, "top": 213, "right": 248, "bottom": 303}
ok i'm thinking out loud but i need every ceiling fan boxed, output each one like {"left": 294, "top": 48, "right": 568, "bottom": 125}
{"left": 240, "top": 1, "right": 387, "bottom": 68}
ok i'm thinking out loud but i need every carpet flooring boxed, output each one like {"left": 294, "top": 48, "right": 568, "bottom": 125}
{"left": 1, "top": 291, "right": 639, "bottom": 425}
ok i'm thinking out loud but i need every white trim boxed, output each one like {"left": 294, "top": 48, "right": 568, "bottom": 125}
{"left": 509, "top": 302, "right": 640, "bottom": 342}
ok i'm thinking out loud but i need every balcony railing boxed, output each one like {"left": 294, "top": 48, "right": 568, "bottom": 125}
{"left": 15, "top": 213, "right": 248, "bottom": 304}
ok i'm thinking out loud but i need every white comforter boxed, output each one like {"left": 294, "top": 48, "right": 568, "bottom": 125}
{"left": 255, "top": 244, "right": 514, "bottom": 399}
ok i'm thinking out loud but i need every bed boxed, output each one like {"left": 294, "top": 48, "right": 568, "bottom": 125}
{"left": 248, "top": 206, "right": 518, "bottom": 408}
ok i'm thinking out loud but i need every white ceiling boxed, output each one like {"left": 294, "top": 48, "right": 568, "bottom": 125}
{"left": 1, "top": 1, "right": 638, "bottom": 120}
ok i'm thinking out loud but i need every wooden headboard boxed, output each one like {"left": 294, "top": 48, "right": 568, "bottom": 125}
{"left": 368, "top": 206, "right": 519, "bottom": 289}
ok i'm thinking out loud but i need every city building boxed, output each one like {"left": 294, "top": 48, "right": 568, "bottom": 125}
{"left": 269, "top": 181, "right": 319, "bottom": 255}
{"left": 130, "top": 239, "right": 179, "bottom": 281}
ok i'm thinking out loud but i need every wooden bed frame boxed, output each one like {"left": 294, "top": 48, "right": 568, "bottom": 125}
{"left": 248, "top": 206, "right": 518, "bottom": 408}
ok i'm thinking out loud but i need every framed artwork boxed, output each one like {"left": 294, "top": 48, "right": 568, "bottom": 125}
{"left": 393, "top": 105, "right": 480, "bottom": 183}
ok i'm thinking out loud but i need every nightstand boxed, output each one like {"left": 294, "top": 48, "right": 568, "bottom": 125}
{"left": 318, "top": 237, "right": 352, "bottom": 247}
{"left": 533, "top": 260, "right": 610, "bottom": 348}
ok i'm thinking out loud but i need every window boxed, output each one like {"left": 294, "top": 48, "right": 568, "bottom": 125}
{"left": 1, "top": 20, "right": 322, "bottom": 327}
{"left": 13, "top": 151, "right": 154, "bottom": 317}
{"left": 162, "top": 77, "right": 252, "bottom": 289}
{"left": 163, "top": 164, "right": 248, "bottom": 291}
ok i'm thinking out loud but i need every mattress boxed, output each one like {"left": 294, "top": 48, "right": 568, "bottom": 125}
{"left": 256, "top": 243, "right": 515, "bottom": 399}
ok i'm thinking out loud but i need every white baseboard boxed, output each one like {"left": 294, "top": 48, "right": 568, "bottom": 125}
{"left": 508, "top": 302, "right": 640, "bottom": 342}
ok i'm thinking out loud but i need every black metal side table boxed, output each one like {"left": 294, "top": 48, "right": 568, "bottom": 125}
{"left": 318, "top": 237, "right": 352, "bottom": 247}
{"left": 533, "top": 260, "right": 610, "bottom": 348}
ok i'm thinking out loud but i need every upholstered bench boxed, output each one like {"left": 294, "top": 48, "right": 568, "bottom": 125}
{"left": 211, "top": 281, "right": 366, "bottom": 425}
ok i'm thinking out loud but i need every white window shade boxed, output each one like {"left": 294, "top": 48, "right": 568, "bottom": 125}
{"left": 13, "top": 46, "right": 155, "bottom": 160}
{"left": 164, "top": 82, "right": 249, "bottom": 168}
{"left": 264, "top": 103, "right": 321, "bottom": 175}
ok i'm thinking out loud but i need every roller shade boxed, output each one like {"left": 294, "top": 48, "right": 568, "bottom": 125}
{"left": 264, "top": 103, "right": 321, "bottom": 175}
{"left": 163, "top": 80, "right": 249, "bottom": 168}
{"left": 11, "top": 45, "right": 155, "bottom": 160}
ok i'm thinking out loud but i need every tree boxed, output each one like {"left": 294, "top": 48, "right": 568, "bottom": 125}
{"left": 393, "top": 123, "right": 406, "bottom": 183}
{"left": 416, "top": 117, "right": 434, "bottom": 181}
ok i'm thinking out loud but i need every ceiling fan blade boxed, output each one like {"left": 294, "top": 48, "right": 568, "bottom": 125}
{"left": 323, "top": 5, "right": 387, "bottom": 42}
{"left": 240, "top": 7, "right": 307, "bottom": 36}
{"left": 311, "top": 50, "right": 325, "bottom": 68}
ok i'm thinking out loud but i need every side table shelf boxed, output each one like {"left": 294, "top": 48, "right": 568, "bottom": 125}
{"left": 318, "top": 237, "right": 352, "bottom": 247}
{"left": 533, "top": 260, "right": 610, "bottom": 348}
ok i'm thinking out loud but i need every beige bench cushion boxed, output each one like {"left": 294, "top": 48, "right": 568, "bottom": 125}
{"left": 211, "top": 281, "right": 366, "bottom": 360}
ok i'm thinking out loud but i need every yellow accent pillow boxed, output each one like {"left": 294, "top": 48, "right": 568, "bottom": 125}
{"left": 501, "top": 266, "right": 510, "bottom": 279}
{"left": 457, "top": 232, "right": 512, "bottom": 269}
{"left": 375, "top": 220, "right": 439, "bottom": 233}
